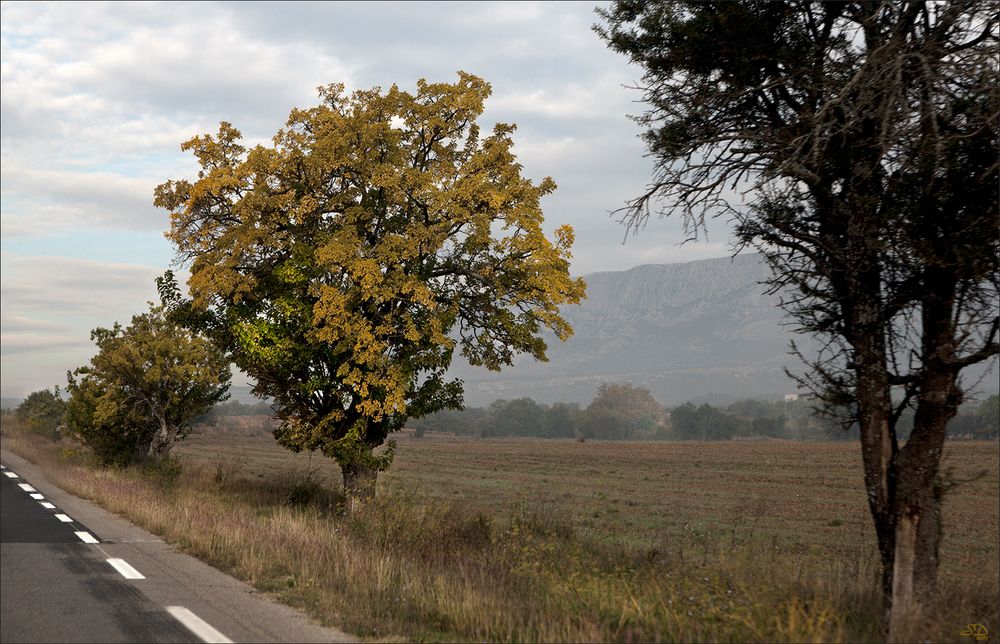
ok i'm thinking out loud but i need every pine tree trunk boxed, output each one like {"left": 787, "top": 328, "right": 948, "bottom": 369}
{"left": 886, "top": 487, "right": 942, "bottom": 642}
{"left": 886, "top": 423, "right": 946, "bottom": 642}
{"left": 847, "top": 258, "right": 898, "bottom": 612}
{"left": 855, "top": 341, "right": 897, "bottom": 608}
{"left": 340, "top": 459, "right": 377, "bottom": 513}
{"left": 886, "top": 268, "right": 955, "bottom": 641}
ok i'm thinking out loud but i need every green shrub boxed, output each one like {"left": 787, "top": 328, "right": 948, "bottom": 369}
{"left": 15, "top": 388, "right": 66, "bottom": 439}
{"left": 64, "top": 375, "right": 152, "bottom": 466}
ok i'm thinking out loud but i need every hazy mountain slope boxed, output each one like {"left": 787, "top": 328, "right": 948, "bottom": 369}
{"left": 452, "top": 254, "right": 1000, "bottom": 406}
{"left": 450, "top": 254, "right": 807, "bottom": 406}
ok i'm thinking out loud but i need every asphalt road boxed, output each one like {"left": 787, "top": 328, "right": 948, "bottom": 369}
{"left": 0, "top": 451, "right": 353, "bottom": 643}
{"left": 1, "top": 464, "right": 196, "bottom": 643}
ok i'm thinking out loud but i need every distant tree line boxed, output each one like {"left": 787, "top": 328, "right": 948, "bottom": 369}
{"left": 408, "top": 383, "right": 668, "bottom": 440}
{"left": 944, "top": 394, "right": 1000, "bottom": 440}
{"left": 198, "top": 399, "right": 274, "bottom": 419}
{"left": 408, "top": 385, "right": 999, "bottom": 442}
{"left": 12, "top": 381, "right": 996, "bottom": 447}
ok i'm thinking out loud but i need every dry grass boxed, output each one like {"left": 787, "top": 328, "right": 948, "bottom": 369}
{"left": 3, "top": 416, "right": 997, "bottom": 642}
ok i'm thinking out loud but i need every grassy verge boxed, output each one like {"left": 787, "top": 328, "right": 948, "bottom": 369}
{"left": 2, "top": 418, "right": 996, "bottom": 642}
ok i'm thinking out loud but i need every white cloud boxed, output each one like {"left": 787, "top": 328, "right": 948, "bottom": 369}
{"left": 0, "top": 315, "right": 72, "bottom": 335}
{"left": 629, "top": 242, "right": 734, "bottom": 265}
{"left": 1, "top": 333, "right": 92, "bottom": 356}
{"left": 2, "top": 1, "right": 356, "bottom": 242}
{"left": 510, "top": 135, "right": 583, "bottom": 171}
{"left": 1, "top": 254, "right": 164, "bottom": 316}
{"left": 1, "top": 167, "right": 162, "bottom": 236}
{"left": 491, "top": 78, "right": 627, "bottom": 121}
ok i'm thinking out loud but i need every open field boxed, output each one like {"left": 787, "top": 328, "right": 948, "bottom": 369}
{"left": 4, "top": 418, "right": 998, "bottom": 642}
{"left": 178, "top": 430, "right": 1000, "bottom": 579}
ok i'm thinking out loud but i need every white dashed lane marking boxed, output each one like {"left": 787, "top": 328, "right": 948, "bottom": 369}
{"left": 3, "top": 465, "right": 230, "bottom": 642}
{"left": 8, "top": 470, "right": 101, "bottom": 539}
{"left": 106, "top": 558, "right": 146, "bottom": 580}
{"left": 165, "top": 606, "right": 233, "bottom": 644}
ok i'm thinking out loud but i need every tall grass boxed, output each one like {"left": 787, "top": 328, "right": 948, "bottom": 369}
{"left": 2, "top": 420, "right": 995, "bottom": 642}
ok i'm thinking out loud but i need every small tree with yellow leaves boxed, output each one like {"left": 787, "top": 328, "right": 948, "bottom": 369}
{"left": 66, "top": 304, "right": 231, "bottom": 466}
{"left": 155, "top": 73, "right": 585, "bottom": 502}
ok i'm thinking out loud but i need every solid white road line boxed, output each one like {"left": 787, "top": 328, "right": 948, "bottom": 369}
{"left": 55, "top": 514, "right": 73, "bottom": 523}
{"left": 40, "top": 502, "right": 56, "bottom": 509}
{"left": 4, "top": 471, "right": 18, "bottom": 478}
{"left": 75, "top": 531, "right": 99, "bottom": 544}
{"left": 165, "top": 606, "right": 233, "bottom": 644}
{"left": 30, "top": 493, "right": 44, "bottom": 499}
{"left": 18, "top": 483, "right": 36, "bottom": 492}
{"left": 106, "top": 558, "right": 145, "bottom": 580}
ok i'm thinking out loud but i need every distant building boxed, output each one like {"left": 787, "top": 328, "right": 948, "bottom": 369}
{"left": 784, "top": 393, "right": 799, "bottom": 402}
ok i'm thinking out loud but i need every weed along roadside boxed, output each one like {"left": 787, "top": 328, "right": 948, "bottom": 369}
{"left": 3, "top": 415, "right": 997, "bottom": 642}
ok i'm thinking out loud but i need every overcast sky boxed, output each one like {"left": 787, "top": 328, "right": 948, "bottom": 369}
{"left": 1, "top": 1, "right": 738, "bottom": 398}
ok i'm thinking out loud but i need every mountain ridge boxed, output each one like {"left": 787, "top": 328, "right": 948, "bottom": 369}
{"left": 452, "top": 253, "right": 998, "bottom": 407}
{"left": 450, "top": 253, "right": 807, "bottom": 406}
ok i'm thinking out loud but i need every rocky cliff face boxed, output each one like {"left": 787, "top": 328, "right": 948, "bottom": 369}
{"left": 450, "top": 254, "right": 810, "bottom": 406}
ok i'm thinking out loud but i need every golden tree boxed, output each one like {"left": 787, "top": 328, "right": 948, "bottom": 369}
{"left": 66, "top": 304, "right": 231, "bottom": 466}
{"left": 156, "top": 73, "right": 585, "bottom": 501}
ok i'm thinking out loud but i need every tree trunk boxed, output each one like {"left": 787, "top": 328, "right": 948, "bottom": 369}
{"left": 853, "top": 317, "right": 897, "bottom": 607}
{"left": 885, "top": 397, "right": 948, "bottom": 642}
{"left": 886, "top": 477, "right": 943, "bottom": 642}
{"left": 340, "top": 459, "right": 377, "bottom": 513}
{"left": 146, "top": 414, "right": 175, "bottom": 464}
{"left": 886, "top": 268, "right": 956, "bottom": 641}
{"left": 836, "top": 178, "right": 903, "bottom": 631}
{"left": 844, "top": 247, "right": 898, "bottom": 611}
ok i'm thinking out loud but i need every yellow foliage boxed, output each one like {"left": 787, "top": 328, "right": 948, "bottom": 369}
{"left": 156, "top": 72, "right": 586, "bottom": 466}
